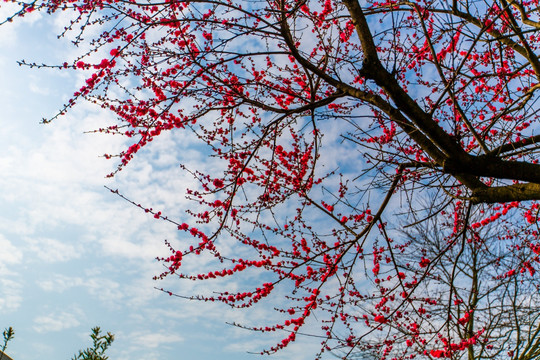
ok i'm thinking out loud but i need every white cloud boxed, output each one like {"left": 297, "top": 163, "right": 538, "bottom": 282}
{"left": 128, "top": 331, "right": 184, "bottom": 349}
{"left": 0, "top": 235, "right": 23, "bottom": 265}
{"left": 26, "top": 237, "right": 80, "bottom": 263}
{"left": 0, "top": 278, "right": 22, "bottom": 313}
{"left": 29, "top": 81, "right": 50, "bottom": 95}
{"left": 38, "top": 274, "right": 125, "bottom": 308}
{"left": 33, "top": 308, "right": 83, "bottom": 333}
{"left": 0, "top": 5, "right": 24, "bottom": 47}
{"left": 38, "top": 275, "right": 83, "bottom": 292}
{"left": 0, "top": 4, "right": 43, "bottom": 46}
{"left": 0, "top": 99, "right": 129, "bottom": 240}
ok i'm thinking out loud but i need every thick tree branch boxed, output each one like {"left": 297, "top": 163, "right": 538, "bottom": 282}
{"left": 489, "top": 134, "right": 540, "bottom": 157}
{"left": 278, "top": 0, "right": 540, "bottom": 202}
{"left": 470, "top": 183, "right": 540, "bottom": 203}
{"left": 343, "top": 0, "right": 472, "bottom": 161}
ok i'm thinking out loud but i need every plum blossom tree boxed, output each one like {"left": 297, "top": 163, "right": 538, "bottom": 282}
{"left": 71, "top": 327, "right": 115, "bottom": 360}
{"left": 2, "top": 0, "right": 540, "bottom": 358}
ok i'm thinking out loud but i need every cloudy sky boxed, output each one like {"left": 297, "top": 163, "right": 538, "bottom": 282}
{"left": 0, "top": 7, "right": 328, "bottom": 360}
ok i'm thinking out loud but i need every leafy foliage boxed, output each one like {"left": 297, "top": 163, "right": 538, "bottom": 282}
{"left": 0, "top": 326, "right": 114, "bottom": 360}
{"left": 0, "top": 327, "right": 14, "bottom": 360}
{"left": 71, "top": 327, "right": 115, "bottom": 360}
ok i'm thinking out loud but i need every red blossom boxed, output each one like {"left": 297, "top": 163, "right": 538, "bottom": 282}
{"left": 213, "top": 178, "right": 224, "bottom": 188}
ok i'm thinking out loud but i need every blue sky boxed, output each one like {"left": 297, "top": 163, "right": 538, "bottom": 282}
{"left": 0, "top": 7, "right": 332, "bottom": 360}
